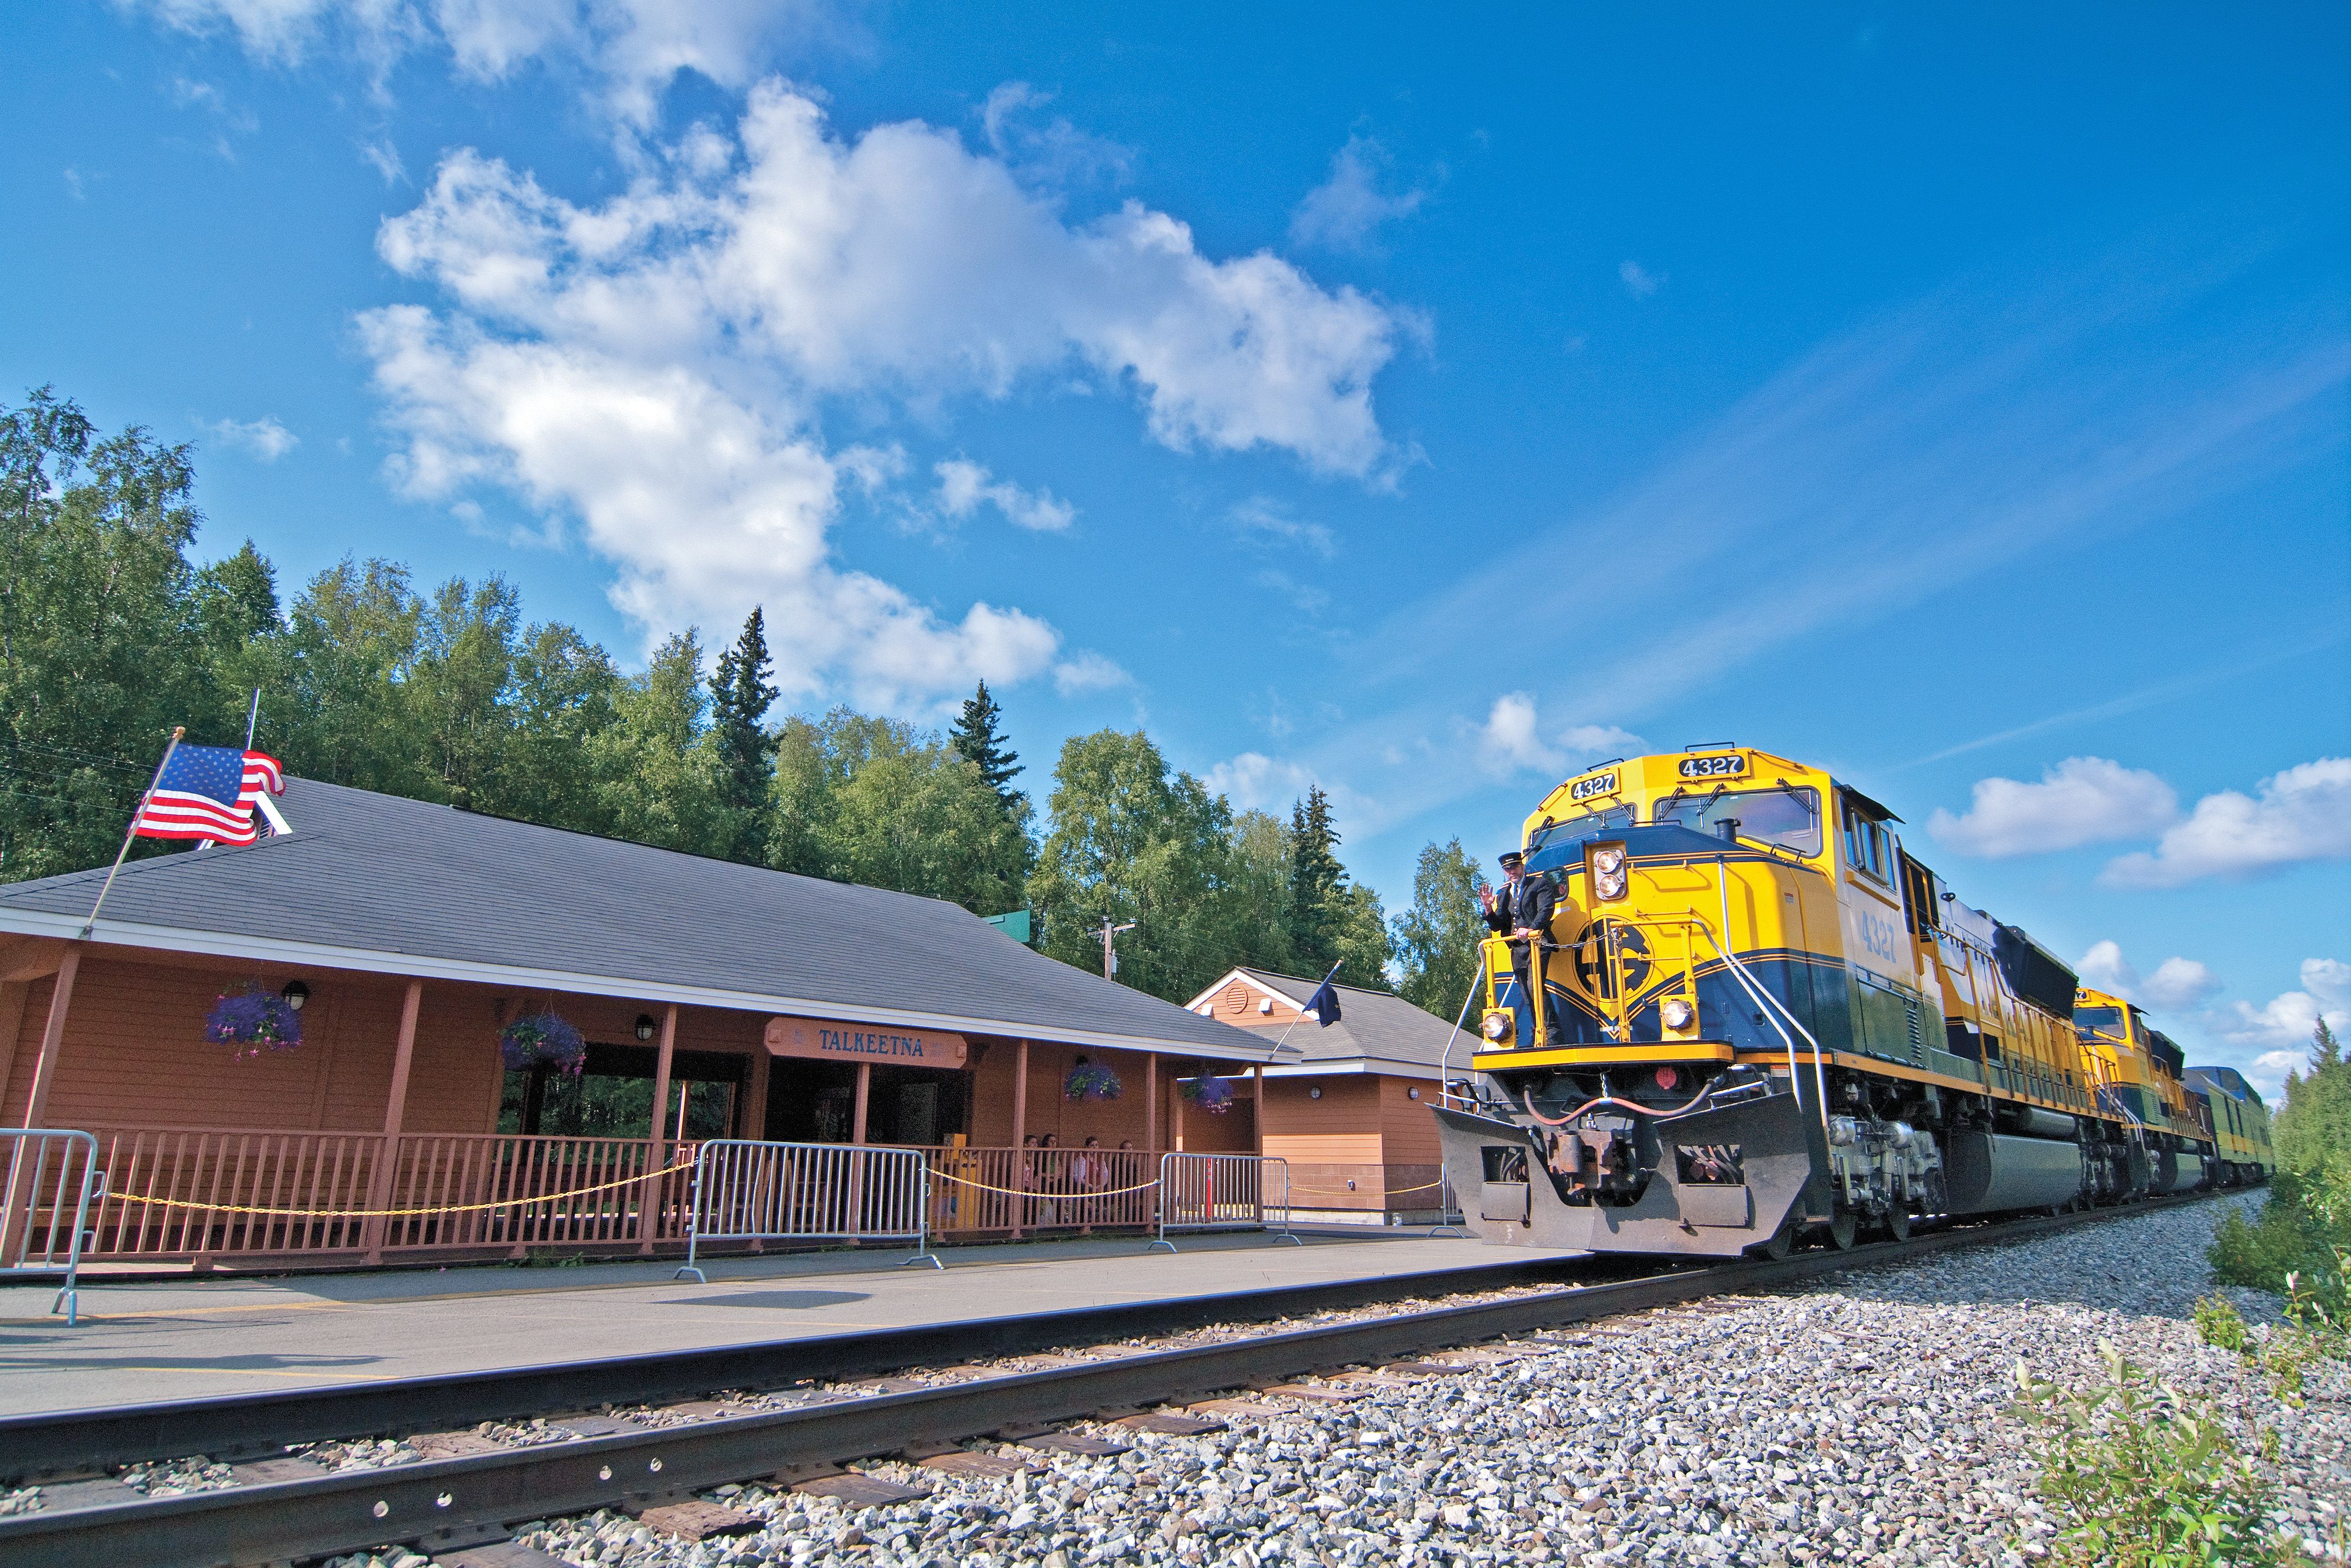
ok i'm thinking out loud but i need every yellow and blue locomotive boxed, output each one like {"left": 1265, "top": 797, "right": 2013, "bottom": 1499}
{"left": 2182, "top": 1064, "right": 2277, "bottom": 1186}
{"left": 1435, "top": 744, "right": 2188, "bottom": 1257}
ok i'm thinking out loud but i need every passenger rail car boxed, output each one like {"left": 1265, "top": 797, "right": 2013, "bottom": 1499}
{"left": 1433, "top": 745, "right": 2226, "bottom": 1259}
{"left": 2183, "top": 1064, "right": 2278, "bottom": 1186}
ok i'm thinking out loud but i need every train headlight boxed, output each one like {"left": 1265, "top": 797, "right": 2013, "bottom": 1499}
{"left": 1590, "top": 843, "right": 1629, "bottom": 902}
{"left": 1661, "top": 997, "right": 1695, "bottom": 1032}
{"left": 1481, "top": 1009, "right": 1514, "bottom": 1042}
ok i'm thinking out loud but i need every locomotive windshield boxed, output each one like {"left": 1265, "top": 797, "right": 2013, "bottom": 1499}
{"left": 1525, "top": 804, "right": 1636, "bottom": 874}
{"left": 2074, "top": 1004, "right": 2124, "bottom": 1039}
{"left": 1651, "top": 785, "right": 1821, "bottom": 856}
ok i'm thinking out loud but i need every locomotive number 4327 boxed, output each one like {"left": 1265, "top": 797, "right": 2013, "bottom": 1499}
{"left": 1677, "top": 754, "right": 1748, "bottom": 779}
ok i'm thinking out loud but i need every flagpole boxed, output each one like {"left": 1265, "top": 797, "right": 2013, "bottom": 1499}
{"left": 243, "top": 688, "right": 260, "bottom": 749}
{"left": 1269, "top": 958, "right": 1344, "bottom": 1055}
{"left": 78, "top": 726, "right": 183, "bottom": 940}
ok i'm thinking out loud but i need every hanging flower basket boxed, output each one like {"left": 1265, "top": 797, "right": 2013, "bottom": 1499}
{"left": 1065, "top": 1062, "right": 1124, "bottom": 1102}
{"left": 500, "top": 1011, "right": 587, "bottom": 1076}
{"left": 1180, "top": 1076, "right": 1236, "bottom": 1115}
{"left": 205, "top": 986, "right": 303, "bottom": 1061}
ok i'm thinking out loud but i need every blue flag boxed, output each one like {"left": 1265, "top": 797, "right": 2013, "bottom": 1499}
{"left": 1305, "top": 977, "right": 1342, "bottom": 1026}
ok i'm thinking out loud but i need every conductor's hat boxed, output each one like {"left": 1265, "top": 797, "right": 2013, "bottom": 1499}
{"left": 1498, "top": 850, "right": 1525, "bottom": 868}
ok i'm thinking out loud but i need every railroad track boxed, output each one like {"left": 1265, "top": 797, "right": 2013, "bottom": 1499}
{"left": 0, "top": 1192, "right": 2227, "bottom": 1568}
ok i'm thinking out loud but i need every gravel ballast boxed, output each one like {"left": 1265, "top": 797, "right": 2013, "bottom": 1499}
{"left": 461, "top": 1194, "right": 2345, "bottom": 1567}
{"left": 24, "top": 1194, "right": 2345, "bottom": 1565}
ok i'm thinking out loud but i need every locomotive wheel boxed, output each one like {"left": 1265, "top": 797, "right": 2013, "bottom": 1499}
{"left": 1753, "top": 1217, "right": 1798, "bottom": 1261}
{"left": 1886, "top": 1207, "right": 1911, "bottom": 1241}
{"left": 1828, "top": 1211, "right": 1859, "bottom": 1251}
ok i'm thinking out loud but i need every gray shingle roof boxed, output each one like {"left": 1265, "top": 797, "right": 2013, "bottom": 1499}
{"left": 0, "top": 778, "right": 1273, "bottom": 1062}
{"left": 1234, "top": 968, "right": 1468, "bottom": 1077}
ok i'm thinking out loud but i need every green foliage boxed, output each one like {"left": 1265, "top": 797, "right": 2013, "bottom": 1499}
{"left": 2193, "top": 1294, "right": 2252, "bottom": 1356}
{"left": 0, "top": 388, "right": 217, "bottom": 879}
{"left": 709, "top": 608, "right": 778, "bottom": 858}
{"left": 1029, "top": 729, "right": 1245, "bottom": 1001}
{"left": 948, "top": 680, "right": 1024, "bottom": 809}
{"left": 2013, "top": 1346, "right": 2300, "bottom": 1567}
{"left": 1286, "top": 786, "right": 1346, "bottom": 974}
{"left": 774, "top": 707, "right": 1030, "bottom": 915}
{"left": 2275, "top": 1016, "right": 2350, "bottom": 1176}
{"left": 1391, "top": 837, "right": 1485, "bottom": 1021}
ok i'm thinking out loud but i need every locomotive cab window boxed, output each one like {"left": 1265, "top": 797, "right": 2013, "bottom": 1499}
{"left": 1651, "top": 785, "right": 1819, "bottom": 856}
{"left": 1840, "top": 797, "right": 1892, "bottom": 883}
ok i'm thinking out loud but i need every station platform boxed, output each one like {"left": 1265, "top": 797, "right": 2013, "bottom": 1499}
{"left": 0, "top": 1227, "right": 1579, "bottom": 1419}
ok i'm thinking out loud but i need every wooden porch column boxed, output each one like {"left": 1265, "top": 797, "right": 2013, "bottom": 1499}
{"left": 361, "top": 980, "right": 424, "bottom": 1261}
{"left": 18, "top": 945, "right": 82, "bottom": 1130}
{"left": 851, "top": 1063, "right": 871, "bottom": 1144}
{"left": 1172, "top": 1062, "right": 1186, "bottom": 1153}
{"left": 1010, "top": 1040, "right": 1029, "bottom": 1238}
{"left": 638, "top": 1003, "right": 678, "bottom": 1251}
{"left": 743, "top": 1047, "right": 770, "bottom": 1140}
{"left": 1, "top": 952, "right": 78, "bottom": 1262}
{"left": 1145, "top": 1053, "right": 1158, "bottom": 1157}
{"left": 1253, "top": 1063, "right": 1265, "bottom": 1157}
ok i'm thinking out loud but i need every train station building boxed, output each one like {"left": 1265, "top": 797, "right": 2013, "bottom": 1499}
{"left": 1184, "top": 967, "right": 1463, "bottom": 1226}
{"left": 0, "top": 778, "right": 1283, "bottom": 1268}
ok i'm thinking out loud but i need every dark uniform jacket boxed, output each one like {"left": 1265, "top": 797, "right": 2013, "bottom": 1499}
{"left": 1485, "top": 873, "right": 1557, "bottom": 942}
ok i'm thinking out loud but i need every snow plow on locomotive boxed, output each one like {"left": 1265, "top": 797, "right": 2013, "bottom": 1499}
{"left": 1433, "top": 744, "right": 2237, "bottom": 1258}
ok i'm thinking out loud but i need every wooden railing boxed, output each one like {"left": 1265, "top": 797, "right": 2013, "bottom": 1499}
{"left": 69, "top": 1131, "right": 1194, "bottom": 1260}
{"left": 921, "top": 1145, "right": 1159, "bottom": 1236}
{"left": 73, "top": 1128, "right": 700, "bottom": 1261}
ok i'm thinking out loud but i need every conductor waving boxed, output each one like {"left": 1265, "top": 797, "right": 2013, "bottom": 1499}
{"left": 1481, "top": 850, "right": 1558, "bottom": 1043}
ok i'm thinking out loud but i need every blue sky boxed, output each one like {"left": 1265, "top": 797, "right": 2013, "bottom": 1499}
{"left": 6, "top": 3, "right": 2346, "bottom": 1095}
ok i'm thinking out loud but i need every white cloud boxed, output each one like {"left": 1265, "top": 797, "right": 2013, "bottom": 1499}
{"left": 379, "top": 89, "right": 1404, "bottom": 477}
{"left": 2074, "top": 940, "right": 2220, "bottom": 1012}
{"left": 1476, "top": 693, "right": 1638, "bottom": 777}
{"left": 1618, "top": 258, "right": 1663, "bottom": 299}
{"left": 932, "top": 459, "right": 1074, "bottom": 532}
{"left": 2244, "top": 1049, "right": 2311, "bottom": 1102}
{"left": 1926, "top": 756, "right": 2178, "bottom": 857}
{"left": 360, "top": 307, "right": 1065, "bottom": 709}
{"left": 1289, "top": 135, "right": 1427, "bottom": 253}
{"left": 205, "top": 415, "right": 300, "bottom": 461}
{"left": 137, "top": 0, "right": 826, "bottom": 129}
{"left": 1050, "top": 651, "right": 1129, "bottom": 696}
{"left": 980, "top": 82, "right": 1130, "bottom": 189}
{"left": 1230, "top": 495, "right": 1335, "bottom": 557}
{"left": 361, "top": 137, "right": 405, "bottom": 184}
{"left": 360, "top": 82, "right": 1410, "bottom": 705}
{"left": 2214, "top": 957, "right": 2350, "bottom": 1052}
{"left": 1205, "top": 751, "right": 1317, "bottom": 811}
{"left": 2102, "top": 757, "right": 2351, "bottom": 888}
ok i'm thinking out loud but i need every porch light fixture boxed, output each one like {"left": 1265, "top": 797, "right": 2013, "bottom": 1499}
{"left": 279, "top": 979, "right": 310, "bottom": 1011}
{"left": 634, "top": 1013, "right": 657, "bottom": 1041}
{"left": 1308, "top": 1086, "right": 1322, "bottom": 1099}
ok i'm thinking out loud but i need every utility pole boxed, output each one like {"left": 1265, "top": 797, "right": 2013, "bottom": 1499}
{"left": 1093, "top": 919, "right": 1137, "bottom": 980}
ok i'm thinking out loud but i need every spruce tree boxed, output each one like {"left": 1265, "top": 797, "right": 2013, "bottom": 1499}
{"left": 1288, "top": 787, "right": 1345, "bottom": 975}
{"left": 949, "top": 680, "right": 1023, "bottom": 808}
{"left": 709, "top": 608, "right": 778, "bottom": 859}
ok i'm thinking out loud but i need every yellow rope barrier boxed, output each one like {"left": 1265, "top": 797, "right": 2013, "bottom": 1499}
{"left": 1288, "top": 1179, "right": 1450, "bottom": 1197}
{"left": 929, "top": 1170, "right": 1163, "bottom": 1199}
{"left": 99, "top": 1158, "right": 699, "bottom": 1221}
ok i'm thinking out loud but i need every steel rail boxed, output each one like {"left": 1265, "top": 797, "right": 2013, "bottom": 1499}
{"left": 0, "top": 1253, "right": 1623, "bottom": 1481}
{"left": 0, "top": 1191, "right": 2230, "bottom": 1568}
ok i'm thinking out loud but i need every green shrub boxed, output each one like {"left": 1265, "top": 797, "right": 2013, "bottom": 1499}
{"left": 2211, "top": 1163, "right": 2351, "bottom": 1306}
{"left": 2013, "top": 1346, "right": 2303, "bottom": 1568}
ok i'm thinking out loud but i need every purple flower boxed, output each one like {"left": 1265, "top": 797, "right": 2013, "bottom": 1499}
{"left": 1181, "top": 1076, "right": 1235, "bottom": 1114}
{"left": 206, "top": 987, "right": 302, "bottom": 1061}
{"left": 1064, "top": 1063, "right": 1124, "bottom": 1102}
{"left": 500, "top": 1011, "right": 587, "bottom": 1075}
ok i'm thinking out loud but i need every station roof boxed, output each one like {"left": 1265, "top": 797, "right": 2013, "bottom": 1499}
{"left": 1186, "top": 967, "right": 1466, "bottom": 1081}
{"left": 0, "top": 778, "right": 1275, "bottom": 1063}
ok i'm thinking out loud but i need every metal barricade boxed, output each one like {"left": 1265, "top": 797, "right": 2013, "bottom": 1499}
{"left": 2, "top": 1128, "right": 106, "bottom": 1325}
{"left": 1147, "top": 1153, "right": 1299, "bottom": 1253}
{"left": 673, "top": 1140, "right": 939, "bottom": 1282}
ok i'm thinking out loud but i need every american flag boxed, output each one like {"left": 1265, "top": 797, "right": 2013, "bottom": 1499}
{"left": 132, "top": 745, "right": 286, "bottom": 846}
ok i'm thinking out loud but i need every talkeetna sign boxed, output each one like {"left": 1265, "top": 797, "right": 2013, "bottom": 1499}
{"left": 764, "top": 1017, "right": 970, "bottom": 1068}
